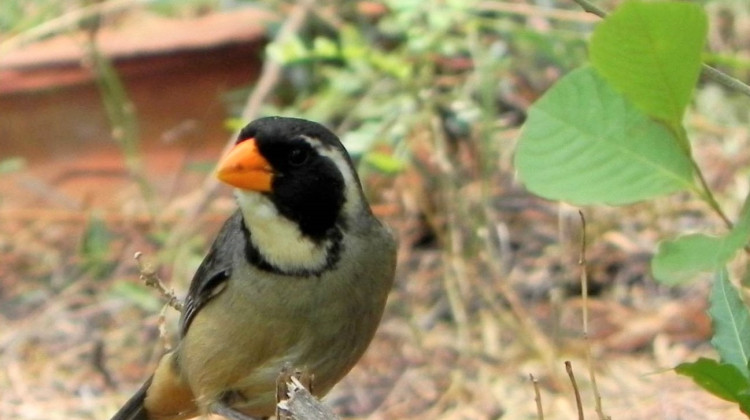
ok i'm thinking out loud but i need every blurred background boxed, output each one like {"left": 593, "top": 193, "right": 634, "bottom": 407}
{"left": 2, "top": 0, "right": 750, "bottom": 418}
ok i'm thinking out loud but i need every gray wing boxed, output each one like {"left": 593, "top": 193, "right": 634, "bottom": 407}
{"left": 179, "top": 210, "right": 246, "bottom": 337}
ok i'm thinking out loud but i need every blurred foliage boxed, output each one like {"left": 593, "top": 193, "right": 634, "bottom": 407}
{"left": 0, "top": 0, "right": 243, "bottom": 37}
{"left": 0, "top": 0, "right": 74, "bottom": 34}
{"left": 79, "top": 213, "right": 117, "bottom": 278}
{"left": 243, "top": 0, "right": 590, "bottom": 174}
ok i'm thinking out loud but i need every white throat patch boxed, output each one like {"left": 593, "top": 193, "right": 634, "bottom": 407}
{"left": 235, "top": 190, "right": 331, "bottom": 273}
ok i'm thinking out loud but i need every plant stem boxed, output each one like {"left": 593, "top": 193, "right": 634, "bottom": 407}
{"left": 701, "top": 64, "right": 750, "bottom": 99}
{"left": 692, "top": 159, "right": 733, "bottom": 230}
{"left": 570, "top": 0, "right": 606, "bottom": 18}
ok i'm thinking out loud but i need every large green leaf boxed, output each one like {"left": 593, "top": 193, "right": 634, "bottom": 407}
{"left": 676, "top": 357, "right": 750, "bottom": 412}
{"left": 710, "top": 269, "right": 750, "bottom": 377}
{"left": 590, "top": 0, "right": 707, "bottom": 124}
{"left": 515, "top": 66, "right": 695, "bottom": 205}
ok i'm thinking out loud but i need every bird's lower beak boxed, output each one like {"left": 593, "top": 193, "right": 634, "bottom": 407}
{"left": 216, "top": 138, "right": 273, "bottom": 192}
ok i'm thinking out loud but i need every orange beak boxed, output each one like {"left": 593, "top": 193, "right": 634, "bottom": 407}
{"left": 216, "top": 138, "right": 273, "bottom": 192}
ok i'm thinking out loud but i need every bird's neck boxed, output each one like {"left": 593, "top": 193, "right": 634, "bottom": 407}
{"left": 235, "top": 191, "right": 339, "bottom": 274}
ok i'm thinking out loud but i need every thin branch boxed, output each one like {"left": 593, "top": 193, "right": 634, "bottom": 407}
{"left": 530, "top": 373, "right": 545, "bottom": 420}
{"left": 702, "top": 64, "right": 750, "bottom": 99}
{"left": 477, "top": 1, "right": 598, "bottom": 23}
{"left": 134, "top": 252, "right": 183, "bottom": 312}
{"left": 276, "top": 366, "right": 338, "bottom": 420}
{"left": 0, "top": 0, "right": 148, "bottom": 55}
{"left": 569, "top": 0, "right": 606, "bottom": 18}
{"left": 578, "top": 212, "right": 608, "bottom": 420}
{"left": 565, "top": 361, "right": 585, "bottom": 420}
{"left": 692, "top": 159, "right": 733, "bottom": 230}
{"left": 578, "top": 211, "right": 589, "bottom": 333}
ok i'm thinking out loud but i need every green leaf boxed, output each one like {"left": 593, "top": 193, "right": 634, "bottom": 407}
{"left": 0, "top": 157, "right": 26, "bottom": 173}
{"left": 224, "top": 117, "right": 246, "bottom": 132}
{"left": 590, "top": 0, "right": 707, "bottom": 124}
{"left": 653, "top": 196, "right": 750, "bottom": 285}
{"left": 363, "top": 151, "right": 406, "bottom": 174}
{"left": 515, "top": 66, "right": 695, "bottom": 205}
{"left": 312, "top": 37, "right": 340, "bottom": 58}
{"left": 652, "top": 233, "right": 744, "bottom": 285}
{"left": 676, "top": 357, "right": 750, "bottom": 408}
{"left": 710, "top": 269, "right": 750, "bottom": 377}
{"left": 80, "top": 214, "right": 112, "bottom": 260}
{"left": 79, "top": 213, "right": 116, "bottom": 278}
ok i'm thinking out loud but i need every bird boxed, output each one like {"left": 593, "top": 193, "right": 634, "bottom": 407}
{"left": 111, "top": 116, "right": 397, "bottom": 420}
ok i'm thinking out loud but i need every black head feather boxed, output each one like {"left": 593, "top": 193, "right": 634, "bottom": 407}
{"left": 237, "top": 117, "right": 356, "bottom": 240}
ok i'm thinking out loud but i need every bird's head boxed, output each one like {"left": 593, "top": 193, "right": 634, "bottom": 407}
{"left": 216, "top": 117, "right": 366, "bottom": 273}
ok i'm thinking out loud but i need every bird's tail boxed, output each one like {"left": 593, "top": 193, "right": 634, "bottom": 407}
{"left": 110, "top": 376, "right": 153, "bottom": 420}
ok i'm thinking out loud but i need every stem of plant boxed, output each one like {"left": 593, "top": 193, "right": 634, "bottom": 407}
{"left": 692, "top": 159, "right": 733, "bottom": 230}
{"left": 578, "top": 211, "right": 607, "bottom": 420}
{"left": 530, "top": 373, "right": 545, "bottom": 420}
{"left": 565, "top": 361, "right": 585, "bottom": 420}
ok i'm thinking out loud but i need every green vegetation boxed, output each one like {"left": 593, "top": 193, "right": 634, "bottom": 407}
{"left": 516, "top": 0, "right": 750, "bottom": 415}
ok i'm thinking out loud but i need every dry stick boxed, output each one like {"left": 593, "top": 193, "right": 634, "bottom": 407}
{"left": 134, "top": 252, "right": 183, "bottom": 312}
{"left": 570, "top": 0, "right": 750, "bottom": 99}
{"left": 430, "top": 115, "right": 471, "bottom": 351}
{"left": 577, "top": 212, "right": 608, "bottom": 420}
{"left": 565, "top": 361, "right": 584, "bottom": 420}
{"left": 530, "top": 373, "right": 545, "bottom": 420}
{"left": 477, "top": 0, "right": 599, "bottom": 23}
{"left": 276, "top": 373, "right": 339, "bottom": 420}
{"left": 165, "top": 0, "right": 315, "bottom": 249}
{"left": 0, "top": 0, "right": 148, "bottom": 55}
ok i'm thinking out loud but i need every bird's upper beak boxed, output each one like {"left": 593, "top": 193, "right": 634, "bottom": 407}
{"left": 216, "top": 138, "right": 273, "bottom": 192}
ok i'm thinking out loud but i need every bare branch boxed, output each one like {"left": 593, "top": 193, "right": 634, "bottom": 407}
{"left": 577, "top": 212, "right": 608, "bottom": 420}
{"left": 134, "top": 252, "right": 183, "bottom": 312}
{"left": 530, "top": 373, "right": 544, "bottom": 420}
{"left": 565, "top": 361, "right": 584, "bottom": 420}
{"left": 276, "top": 367, "right": 338, "bottom": 420}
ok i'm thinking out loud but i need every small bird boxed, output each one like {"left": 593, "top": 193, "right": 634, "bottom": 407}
{"left": 111, "top": 117, "right": 397, "bottom": 420}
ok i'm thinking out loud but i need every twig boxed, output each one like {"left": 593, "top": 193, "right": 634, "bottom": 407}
{"left": 701, "top": 64, "right": 750, "bottom": 99}
{"left": 134, "top": 252, "right": 183, "bottom": 312}
{"left": 570, "top": 0, "right": 606, "bottom": 18}
{"left": 569, "top": 0, "right": 750, "bottom": 99}
{"left": 276, "top": 367, "right": 338, "bottom": 420}
{"left": 578, "top": 211, "right": 589, "bottom": 334}
{"left": 430, "top": 114, "right": 471, "bottom": 351}
{"left": 565, "top": 361, "right": 584, "bottom": 420}
{"left": 477, "top": 1, "right": 599, "bottom": 23}
{"left": 692, "top": 159, "right": 733, "bottom": 230}
{"left": 577, "top": 212, "right": 608, "bottom": 420}
{"left": 530, "top": 373, "right": 544, "bottom": 420}
{"left": 0, "top": 0, "right": 148, "bottom": 55}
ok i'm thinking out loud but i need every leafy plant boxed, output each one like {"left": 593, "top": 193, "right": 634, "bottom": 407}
{"left": 516, "top": 0, "right": 750, "bottom": 415}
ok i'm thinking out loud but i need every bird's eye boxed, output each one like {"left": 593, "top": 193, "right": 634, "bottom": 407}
{"left": 288, "top": 148, "right": 309, "bottom": 166}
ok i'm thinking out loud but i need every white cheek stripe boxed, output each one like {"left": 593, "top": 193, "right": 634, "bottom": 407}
{"left": 300, "top": 135, "right": 363, "bottom": 216}
{"left": 235, "top": 191, "right": 329, "bottom": 272}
